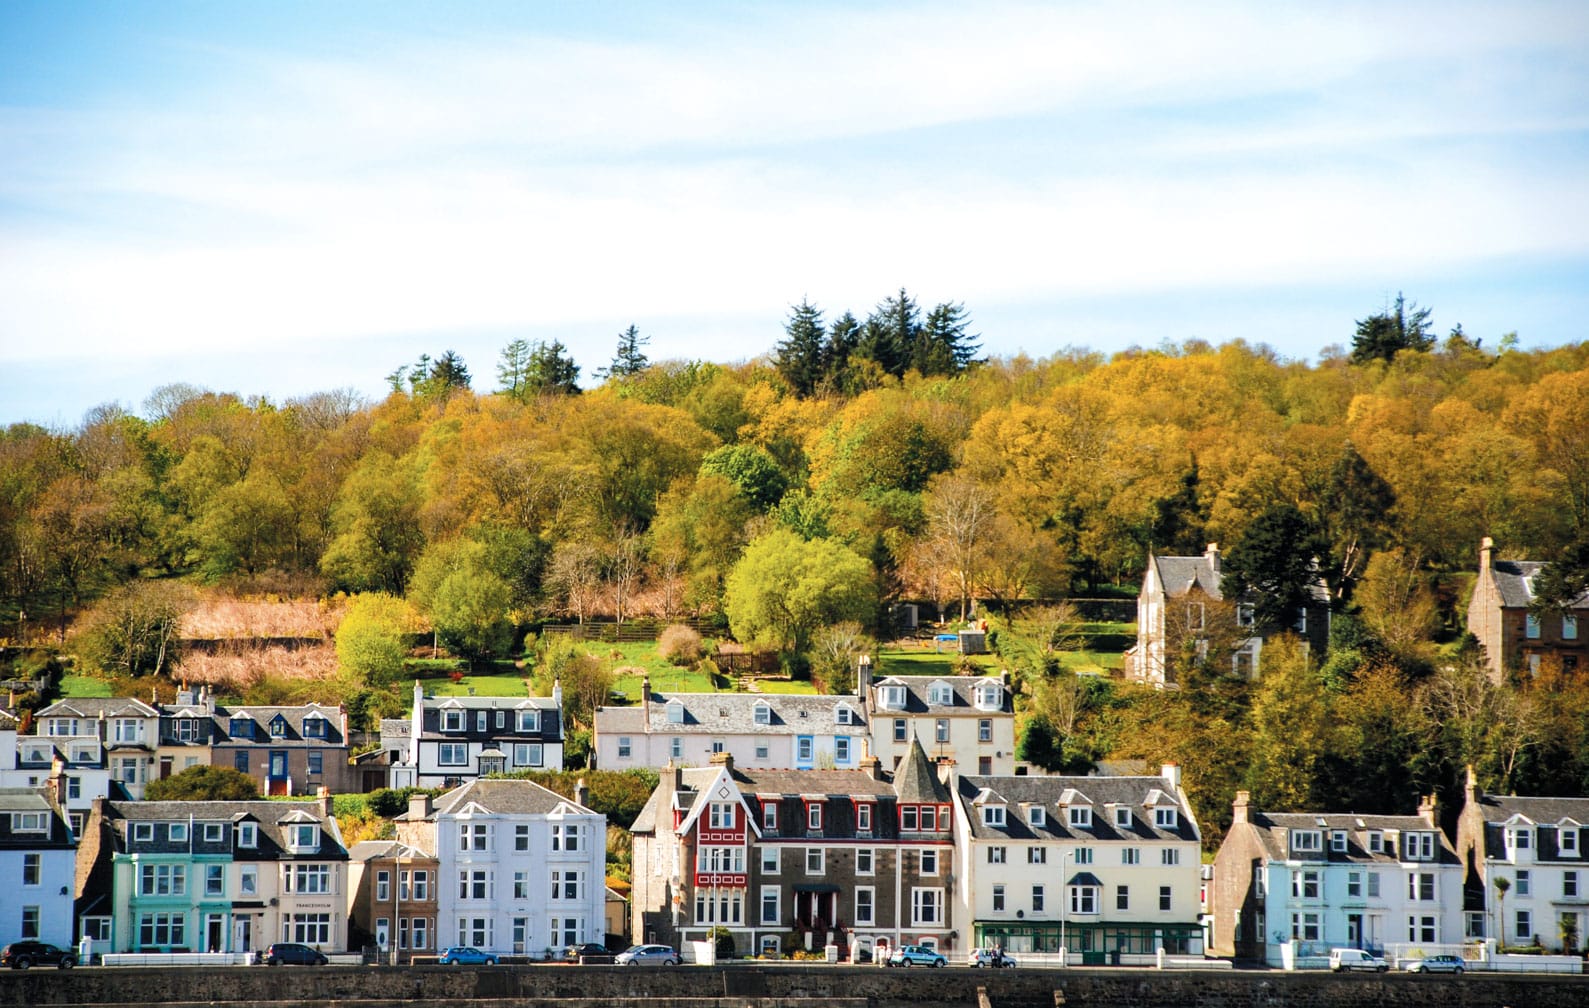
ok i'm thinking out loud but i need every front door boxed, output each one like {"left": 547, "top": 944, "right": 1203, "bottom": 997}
{"left": 235, "top": 917, "right": 253, "bottom": 954}
{"left": 160, "top": 756, "right": 173, "bottom": 779}
{"left": 207, "top": 914, "right": 225, "bottom": 953}
{"left": 1347, "top": 914, "right": 1362, "bottom": 948}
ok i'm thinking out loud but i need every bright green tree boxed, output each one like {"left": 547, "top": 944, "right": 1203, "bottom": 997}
{"left": 335, "top": 592, "right": 416, "bottom": 687}
{"left": 699, "top": 444, "right": 790, "bottom": 512}
{"left": 408, "top": 540, "right": 516, "bottom": 666}
{"left": 723, "top": 527, "right": 876, "bottom": 654}
{"left": 145, "top": 765, "right": 261, "bottom": 801}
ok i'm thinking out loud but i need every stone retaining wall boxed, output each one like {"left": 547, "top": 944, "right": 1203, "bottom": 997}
{"left": 1, "top": 964, "right": 1585, "bottom": 1008}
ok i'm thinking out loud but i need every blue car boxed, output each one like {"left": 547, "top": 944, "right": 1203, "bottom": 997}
{"left": 887, "top": 944, "right": 946, "bottom": 967}
{"left": 439, "top": 946, "right": 499, "bottom": 965}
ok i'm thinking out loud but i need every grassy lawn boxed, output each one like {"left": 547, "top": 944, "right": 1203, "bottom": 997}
{"left": 752, "top": 678, "right": 820, "bottom": 695}
{"left": 426, "top": 670, "right": 532, "bottom": 697}
{"left": 610, "top": 666, "right": 718, "bottom": 700}
{"left": 876, "top": 645, "right": 1000, "bottom": 677}
{"left": 58, "top": 673, "right": 114, "bottom": 698}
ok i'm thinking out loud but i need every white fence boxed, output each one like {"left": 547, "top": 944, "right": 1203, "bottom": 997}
{"left": 102, "top": 952, "right": 253, "bottom": 967}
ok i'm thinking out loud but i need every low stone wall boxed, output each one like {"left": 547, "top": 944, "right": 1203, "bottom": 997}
{"left": 1, "top": 963, "right": 1586, "bottom": 1008}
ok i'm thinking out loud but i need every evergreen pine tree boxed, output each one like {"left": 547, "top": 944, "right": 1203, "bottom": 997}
{"left": 775, "top": 300, "right": 826, "bottom": 396}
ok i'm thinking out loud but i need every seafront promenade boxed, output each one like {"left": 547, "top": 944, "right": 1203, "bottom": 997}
{"left": 1, "top": 963, "right": 1585, "bottom": 1008}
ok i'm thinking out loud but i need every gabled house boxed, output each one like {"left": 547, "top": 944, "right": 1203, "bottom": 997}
{"left": 396, "top": 777, "right": 606, "bottom": 956}
{"left": 952, "top": 764, "right": 1203, "bottom": 962}
{"left": 630, "top": 739, "right": 956, "bottom": 960}
{"left": 75, "top": 793, "right": 350, "bottom": 955}
{"left": 390, "top": 683, "right": 564, "bottom": 789}
{"left": 1467, "top": 536, "right": 1589, "bottom": 683}
{"left": 1126, "top": 543, "right": 1330, "bottom": 687}
{"left": 859, "top": 666, "right": 1015, "bottom": 776}
{"left": 0, "top": 786, "right": 76, "bottom": 947}
{"left": 1456, "top": 769, "right": 1589, "bottom": 951}
{"left": 156, "top": 685, "right": 218, "bottom": 782}
{"left": 1211, "top": 791, "right": 1462, "bottom": 965}
{"left": 593, "top": 681, "right": 868, "bottom": 771}
{"left": 30, "top": 697, "right": 160, "bottom": 799}
{"left": 209, "top": 702, "right": 354, "bottom": 795}
{"left": 347, "top": 840, "right": 439, "bottom": 962}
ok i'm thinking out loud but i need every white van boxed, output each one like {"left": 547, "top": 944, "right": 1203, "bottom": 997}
{"left": 1329, "top": 948, "right": 1388, "bottom": 972}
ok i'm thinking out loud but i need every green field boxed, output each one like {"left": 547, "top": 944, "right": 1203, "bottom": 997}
{"left": 58, "top": 673, "right": 114, "bottom": 698}
{"left": 425, "top": 670, "right": 532, "bottom": 697}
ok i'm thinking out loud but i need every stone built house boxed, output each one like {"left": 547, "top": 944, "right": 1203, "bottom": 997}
{"left": 1126, "top": 544, "right": 1331, "bottom": 687}
{"left": 75, "top": 794, "right": 350, "bottom": 956}
{"left": 1467, "top": 536, "right": 1589, "bottom": 682}
{"left": 1210, "top": 791, "right": 1462, "bottom": 965}
{"left": 347, "top": 839, "right": 439, "bottom": 962}
{"left": 0, "top": 785, "right": 77, "bottom": 948}
{"left": 396, "top": 778, "right": 606, "bottom": 956}
{"left": 593, "top": 683, "right": 869, "bottom": 773}
{"left": 207, "top": 700, "right": 355, "bottom": 797}
{"left": 630, "top": 740, "right": 955, "bottom": 960}
{"left": 1456, "top": 769, "right": 1589, "bottom": 951}
{"left": 953, "top": 765, "right": 1204, "bottom": 962}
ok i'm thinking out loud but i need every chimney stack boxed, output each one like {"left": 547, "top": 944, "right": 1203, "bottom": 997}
{"left": 1162, "top": 762, "right": 1182, "bottom": 790}
{"left": 857, "top": 654, "right": 873, "bottom": 699}
{"left": 1417, "top": 793, "right": 1438, "bottom": 828}
{"left": 317, "top": 784, "right": 333, "bottom": 820}
{"left": 641, "top": 677, "right": 652, "bottom": 724}
{"left": 1205, "top": 543, "right": 1221, "bottom": 574}
{"left": 408, "top": 792, "right": 433, "bottom": 821}
{"left": 1232, "top": 790, "right": 1250, "bottom": 825}
{"left": 709, "top": 751, "right": 734, "bottom": 772}
{"left": 575, "top": 777, "right": 589, "bottom": 809}
{"left": 50, "top": 753, "right": 68, "bottom": 806}
{"left": 1480, "top": 536, "right": 1494, "bottom": 571}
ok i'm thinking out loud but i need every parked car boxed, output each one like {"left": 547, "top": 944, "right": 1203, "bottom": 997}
{"left": 888, "top": 944, "right": 947, "bottom": 967}
{"left": 264, "top": 942, "right": 328, "bottom": 966}
{"left": 1404, "top": 953, "right": 1465, "bottom": 974}
{"left": 0, "top": 941, "right": 75, "bottom": 969}
{"left": 1329, "top": 948, "right": 1389, "bottom": 972}
{"left": 615, "top": 944, "right": 680, "bottom": 966}
{"left": 438, "top": 946, "right": 499, "bottom": 965}
{"left": 968, "top": 947, "right": 1017, "bottom": 968}
{"left": 564, "top": 942, "right": 614, "bottom": 963}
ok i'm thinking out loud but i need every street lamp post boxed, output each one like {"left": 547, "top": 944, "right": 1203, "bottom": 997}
{"left": 1060, "top": 849, "right": 1072, "bottom": 967}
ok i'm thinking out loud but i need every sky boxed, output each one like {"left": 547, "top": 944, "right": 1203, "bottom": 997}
{"left": 2, "top": 1, "right": 1586, "bottom": 428}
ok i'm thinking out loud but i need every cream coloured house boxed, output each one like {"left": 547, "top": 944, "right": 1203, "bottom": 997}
{"left": 951, "top": 764, "right": 1203, "bottom": 962}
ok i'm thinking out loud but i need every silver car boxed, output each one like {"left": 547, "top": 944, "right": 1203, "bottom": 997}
{"left": 615, "top": 944, "right": 680, "bottom": 966}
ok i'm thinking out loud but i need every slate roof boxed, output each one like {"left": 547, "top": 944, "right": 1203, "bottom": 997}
{"left": 1486, "top": 559, "right": 1589, "bottom": 609}
{"left": 0, "top": 788, "right": 75, "bottom": 849}
{"left": 348, "top": 839, "right": 431, "bottom": 862}
{"left": 212, "top": 703, "right": 346, "bottom": 744}
{"left": 957, "top": 774, "right": 1200, "bottom": 844}
{"left": 893, "top": 737, "right": 949, "bottom": 804}
{"left": 1150, "top": 553, "right": 1228, "bottom": 600}
{"left": 430, "top": 777, "right": 595, "bottom": 817}
{"left": 871, "top": 674, "right": 1013, "bottom": 715}
{"left": 596, "top": 691, "right": 865, "bottom": 735}
{"left": 736, "top": 767, "right": 897, "bottom": 800}
{"left": 1248, "top": 810, "right": 1456, "bottom": 865}
{"left": 1471, "top": 793, "right": 1589, "bottom": 824}
{"left": 37, "top": 697, "right": 160, "bottom": 719}
{"left": 629, "top": 766, "right": 721, "bottom": 835}
{"left": 104, "top": 798, "right": 348, "bottom": 860}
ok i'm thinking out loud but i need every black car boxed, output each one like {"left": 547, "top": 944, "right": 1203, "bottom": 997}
{"left": 564, "top": 942, "right": 615, "bottom": 963}
{"left": 0, "top": 941, "right": 75, "bottom": 969}
{"left": 264, "top": 942, "right": 328, "bottom": 966}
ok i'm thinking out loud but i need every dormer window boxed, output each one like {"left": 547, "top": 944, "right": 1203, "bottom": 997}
{"left": 442, "top": 709, "right": 464, "bottom": 732}
{"left": 1068, "top": 805, "right": 1092, "bottom": 828}
{"left": 1290, "top": 829, "right": 1323, "bottom": 854}
{"left": 807, "top": 802, "right": 823, "bottom": 831}
{"left": 1114, "top": 807, "right": 1132, "bottom": 829}
{"left": 22, "top": 743, "right": 48, "bottom": 764}
{"left": 835, "top": 705, "right": 853, "bottom": 726}
{"left": 476, "top": 711, "right": 487, "bottom": 732}
{"left": 1156, "top": 807, "right": 1180, "bottom": 830}
{"left": 46, "top": 717, "right": 79, "bottom": 736}
{"left": 204, "top": 823, "right": 223, "bottom": 843}
{"left": 302, "top": 716, "right": 327, "bottom": 739}
{"left": 928, "top": 682, "right": 953, "bottom": 706}
{"left": 1562, "top": 827, "right": 1581, "bottom": 856}
{"left": 856, "top": 802, "right": 873, "bottom": 832}
{"left": 762, "top": 803, "right": 778, "bottom": 831}
{"left": 170, "top": 822, "right": 188, "bottom": 843}
{"left": 753, "top": 703, "right": 771, "bottom": 726}
{"left": 1404, "top": 832, "right": 1435, "bottom": 861}
{"left": 879, "top": 685, "right": 906, "bottom": 711}
{"left": 517, "top": 709, "right": 539, "bottom": 732}
{"left": 1330, "top": 829, "right": 1347, "bottom": 852}
{"left": 229, "top": 716, "right": 253, "bottom": 739}
{"left": 1028, "top": 806, "right": 1046, "bottom": 828}
{"left": 975, "top": 684, "right": 1002, "bottom": 710}
{"left": 983, "top": 805, "right": 1006, "bottom": 827}
{"left": 1367, "top": 830, "right": 1383, "bottom": 853}
{"left": 289, "top": 823, "right": 319, "bottom": 851}
{"left": 666, "top": 701, "right": 685, "bottom": 724}
{"left": 175, "top": 718, "right": 199, "bottom": 742}
{"left": 269, "top": 715, "right": 288, "bottom": 738}
{"left": 237, "top": 822, "right": 257, "bottom": 848}
{"left": 133, "top": 823, "right": 154, "bottom": 842}
{"left": 1508, "top": 825, "right": 1534, "bottom": 854}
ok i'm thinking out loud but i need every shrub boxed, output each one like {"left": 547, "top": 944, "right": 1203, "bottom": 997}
{"left": 657, "top": 625, "right": 703, "bottom": 666}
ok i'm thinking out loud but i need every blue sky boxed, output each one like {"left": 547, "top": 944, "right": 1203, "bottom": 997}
{"left": 2, "top": 1, "right": 1586, "bottom": 427}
